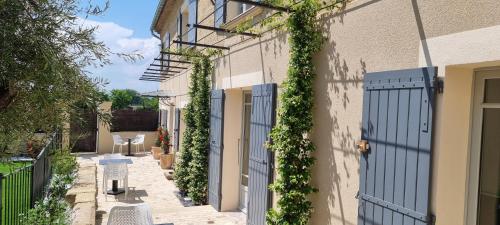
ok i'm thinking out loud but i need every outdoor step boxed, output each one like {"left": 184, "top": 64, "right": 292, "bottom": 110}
{"left": 72, "top": 202, "right": 96, "bottom": 225}
{"left": 66, "top": 162, "right": 97, "bottom": 225}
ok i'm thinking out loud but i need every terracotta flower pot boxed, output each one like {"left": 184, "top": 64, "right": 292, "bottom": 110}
{"left": 159, "top": 153, "right": 174, "bottom": 169}
{"left": 152, "top": 147, "right": 162, "bottom": 160}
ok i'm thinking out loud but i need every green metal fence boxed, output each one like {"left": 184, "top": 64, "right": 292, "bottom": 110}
{"left": 0, "top": 166, "right": 32, "bottom": 225}
{"left": 0, "top": 131, "right": 61, "bottom": 225}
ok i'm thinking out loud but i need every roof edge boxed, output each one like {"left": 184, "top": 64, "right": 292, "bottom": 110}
{"left": 150, "top": 0, "right": 168, "bottom": 34}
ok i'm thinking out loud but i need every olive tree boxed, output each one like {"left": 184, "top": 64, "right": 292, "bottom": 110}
{"left": 0, "top": 0, "right": 130, "bottom": 156}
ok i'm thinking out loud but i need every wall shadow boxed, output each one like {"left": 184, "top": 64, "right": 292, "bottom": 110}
{"left": 309, "top": 1, "right": 382, "bottom": 224}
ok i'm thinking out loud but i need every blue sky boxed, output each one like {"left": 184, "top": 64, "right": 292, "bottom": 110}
{"left": 79, "top": 0, "right": 162, "bottom": 93}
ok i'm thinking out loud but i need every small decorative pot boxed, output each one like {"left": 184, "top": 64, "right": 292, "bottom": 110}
{"left": 152, "top": 147, "right": 162, "bottom": 160}
{"left": 159, "top": 153, "right": 174, "bottom": 169}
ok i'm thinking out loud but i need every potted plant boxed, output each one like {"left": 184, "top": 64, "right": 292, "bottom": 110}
{"left": 152, "top": 127, "right": 163, "bottom": 160}
{"left": 159, "top": 130, "right": 173, "bottom": 169}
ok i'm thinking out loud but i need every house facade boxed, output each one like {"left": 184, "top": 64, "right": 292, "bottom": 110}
{"left": 149, "top": 0, "right": 500, "bottom": 225}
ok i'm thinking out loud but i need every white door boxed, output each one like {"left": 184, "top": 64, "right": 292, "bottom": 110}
{"left": 468, "top": 69, "right": 500, "bottom": 225}
{"left": 239, "top": 92, "right": 252, "bottom": 213}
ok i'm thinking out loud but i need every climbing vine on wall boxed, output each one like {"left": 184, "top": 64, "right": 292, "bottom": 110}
{"left": 173, "top": 48, "right": 219, "bottom": 203}
{"left": 267, "top": 0, "right": 346, "bottom": 224}
{"left": 187, "top": 56, "right": 212, "bottom": 204}
{"left": 174, "top": 60, "right": 200, "bottom": 194}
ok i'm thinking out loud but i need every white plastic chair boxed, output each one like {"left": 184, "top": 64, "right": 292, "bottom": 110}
{"left": 112, "top": 134, "right": 127, "bottom": 154}
{"left": 107, "top": 204, "right": 154, "bottom": 225}
{"left": 131, "top": 134, "right": 146, "bottom": 154}
{"left": 103, "top": 163, "right": 128, "bottom": 200}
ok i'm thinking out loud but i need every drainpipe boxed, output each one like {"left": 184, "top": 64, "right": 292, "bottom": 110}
{"left": 151, "top": 29, "right": 162, "bottom": 127}
{"left": 151, "top": 28, "right": 160, "bottom": 40}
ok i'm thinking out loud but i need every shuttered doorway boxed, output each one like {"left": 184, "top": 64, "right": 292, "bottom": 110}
{"left": 358, "top": 67, "right": 437, "bottom": 225}
{"left": 247, "top": 83, "right": 277, "bottom": 225}
{"left": 208, "top": 89, "right": 225, "bottom": 211}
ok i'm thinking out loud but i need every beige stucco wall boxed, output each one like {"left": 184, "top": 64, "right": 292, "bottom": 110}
{"left": 220, "top": 89, "right": 243, "bottom": 211}
{"left": 97, "top": 102, "right": 157, "bottom": 154}
{"left": 154, "top": 0, "right": 500, "bottom": 224}
{"left": 432, "top": 67, "right": 474, "bottom": 225}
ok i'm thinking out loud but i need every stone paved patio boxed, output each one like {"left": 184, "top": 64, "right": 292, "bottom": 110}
{"left": 77, "top": 153, "right": 246, "bottom": 225}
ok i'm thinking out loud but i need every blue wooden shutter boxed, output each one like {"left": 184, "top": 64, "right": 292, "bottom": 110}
{"left": 187, "top": 0, "right": 198, "bottom": 43}
{"left": 247, "top": 83, "right": 277, "bottom": 225}
{"left": 176, "top": 10, "right": 182, "bottom": 48}
{"left": 208, "top": 89, "right": 224, "bottom": 211}
{"left": 214, "top": 0, "right": 226, "bottom": 28}
{"left": 174, "top": 108, "right": 181, "bottom": 151}
{"left": 358, "top": 67, "right": 437, "bottom": 225}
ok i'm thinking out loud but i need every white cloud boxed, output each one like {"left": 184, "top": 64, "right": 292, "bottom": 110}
{"left": 78, "top": 18, "right": 161, "bottom": 92}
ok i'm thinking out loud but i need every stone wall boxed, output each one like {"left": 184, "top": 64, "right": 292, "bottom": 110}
{"left": 66, "top": 162, "right": 97, "bottom": 225}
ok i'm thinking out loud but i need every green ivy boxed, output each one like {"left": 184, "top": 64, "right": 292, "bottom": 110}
{"left": 174, "top": 60, "right": 200, "bottom": 194}
{"left": 187, "top": 57, "right": 212, "bottom": 204}
{"left": 267, "top": 0, "right": 339, "bottom": 224}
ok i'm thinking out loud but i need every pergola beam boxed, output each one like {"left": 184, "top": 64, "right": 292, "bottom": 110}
{"left": 144, "top": 72, "right": 176, "bottom": 76}
{"left": 152, "top": 58, "right": 192, "bottom": 64}
{"left": 173, "top": 40, "right": 229, "bottom": 50}
{"left": 159, "top": 51, "right": 193, "bottom": 57}
{"left": 141, "top": 75, "right": 169, "bottom": 79}
{"left": 147, "top": 67, "right": 181, "bottom": 73}
{"left": 146, "top": 68, "right": 181, "bottom": 73}
{"left": 141, "top": 78, "right": 168, "bottom": 80}
{"left": 191, "top": 24, "right": 260, "bottom": 37}
{"left": 139, "top": 79, "right": 164, "bottom": 82}
{"left": 142, "top": 74, "right": 172, "bottom": 77}
{"left": 148, "top": 64, "right": 188, "bottom": 70}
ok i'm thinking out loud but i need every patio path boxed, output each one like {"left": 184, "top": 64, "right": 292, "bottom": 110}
{"left": 77, "top": 153, "right": 246, "bottom": 225}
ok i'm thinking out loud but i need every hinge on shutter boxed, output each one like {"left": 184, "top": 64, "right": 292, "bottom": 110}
{"left": 435, "top": 78, "right": 444, "bottom": 93}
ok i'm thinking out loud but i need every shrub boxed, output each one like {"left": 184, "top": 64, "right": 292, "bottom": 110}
{"left": 161, "top": 129, "right": 171, "bottom": 154}
{"left": 21, "top": 196, "right": 70, "bottom": 225}
{"left": 51, "top": 148, "right": 78, "bottom": 184}
{"left": 22, "top": 148, "right": 77, "bottom": 225}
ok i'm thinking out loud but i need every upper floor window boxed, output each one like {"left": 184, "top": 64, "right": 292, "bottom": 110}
{"left": 238, "top": 3, "right": 253, "bottom": 15}
{"left": 176, "top": 0, "right": 198, "bottom": 48}
{"left": 215, "top": 1, "right": 261, "bottom": 29}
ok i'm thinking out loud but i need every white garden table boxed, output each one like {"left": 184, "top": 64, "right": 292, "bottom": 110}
{"left": 99, "top": 157, "right": 133, "bottom": 195}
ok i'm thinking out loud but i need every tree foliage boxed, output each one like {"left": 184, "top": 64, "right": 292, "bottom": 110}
{"left": 110, "top": 89, "right": 158, "bottom": 110}
{"left": 110, "top": 89, "right": 137, "bottom": 109}
{"left": 0, "top": 0, "right": 113, "bottom": 157}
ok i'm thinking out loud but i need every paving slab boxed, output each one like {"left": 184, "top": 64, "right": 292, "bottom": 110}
{"left": 77, "top": 154, "right": 246, "bottom": 225}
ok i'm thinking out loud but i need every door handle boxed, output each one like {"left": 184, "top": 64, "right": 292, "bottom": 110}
{"left": 357, "top": 140, "right": 369, "bottom": 153}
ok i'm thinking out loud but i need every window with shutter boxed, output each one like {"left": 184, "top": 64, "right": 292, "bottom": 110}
{"left": 214, "top": 0, "right": 226, "bottom": 28}
{"left": 187, "top": 0, "right": 197, "bottom": 43}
